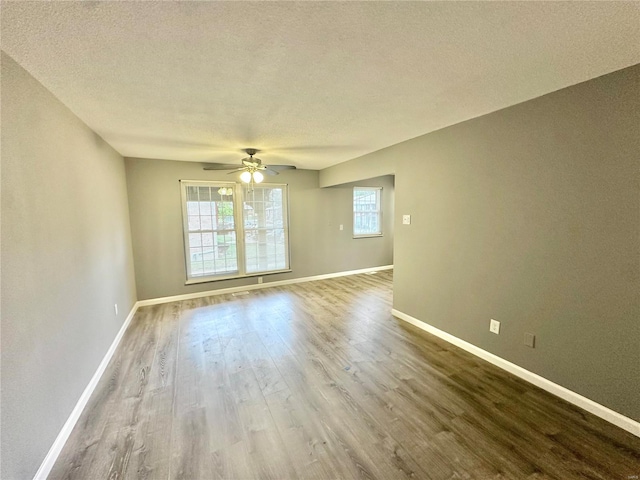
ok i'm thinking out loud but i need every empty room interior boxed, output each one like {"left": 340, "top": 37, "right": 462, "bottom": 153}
{"left": 2, "top": 2, "right": 640, "bottom": 479}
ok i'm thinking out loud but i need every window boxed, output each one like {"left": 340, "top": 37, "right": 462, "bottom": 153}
{"left": 353, "top": 187, "right": 382, "bottom": 237}
{"left": 181, "top": 181, "right": 289, "bottom": 283}
{"left": 243, "top": 186, "right": 289, "bottom": 273}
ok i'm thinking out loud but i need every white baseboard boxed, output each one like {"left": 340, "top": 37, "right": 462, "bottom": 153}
{"left": 138, "top": 265, "right": 394, "bottom": 307}
{"left": 391, "top": 309, "right": 640, "bottom": 438}
{"left": 33, "top": 302, "right": 141, "bottom": 480}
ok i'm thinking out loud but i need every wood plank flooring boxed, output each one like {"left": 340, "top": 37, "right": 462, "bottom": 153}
{"left": 50, "top": 270, "right": 640, "bottom": 479}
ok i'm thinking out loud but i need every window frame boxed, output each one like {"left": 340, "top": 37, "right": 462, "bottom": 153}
{"left": 180, "top": 180, "right": 291, "bottom": 284}
{"left": 242, "top": 183, "right": 291, "bottom": 276}
{"left": 353, "top": 186, "right": 383, "bottom": 238}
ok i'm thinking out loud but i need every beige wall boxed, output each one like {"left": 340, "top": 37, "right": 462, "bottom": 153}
{"left": 320, "top": 65, "right": 640, "bottom": 421}
{"left": 1, "top": 53, "right": 138, "bottom": 479}
{"left": 125, "top": 157, "right": 394, "bottom": 300}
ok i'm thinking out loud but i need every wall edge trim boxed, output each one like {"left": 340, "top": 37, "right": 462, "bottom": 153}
{"left": 137, "top": 265, "right": 394, "bottom": 306}
{"left": 33, "top": 302, "right": 141, "bottom": 480}
{"left": 391, "top": 308, "right": 640, "bottom": 438}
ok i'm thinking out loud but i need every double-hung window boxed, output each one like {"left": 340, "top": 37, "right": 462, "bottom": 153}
{"left": 353, "top": 187, "right": 382, "bottom": 237}
{"left": 243, "top": 186, "right": 289, "bottom": 273}
{"left": 181, "top": 181, "right": 290, "bottom": 283}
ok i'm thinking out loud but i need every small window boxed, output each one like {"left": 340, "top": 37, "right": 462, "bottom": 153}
{"left": 353, "top": 187, "right": 382, "bottom": 237}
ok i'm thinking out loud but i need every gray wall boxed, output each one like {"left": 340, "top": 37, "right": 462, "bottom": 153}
{"left": 1, "top": 53, "right": 138, "bottom": 479}
{"left": 320, "top": 150, "right": 396, "bottom": 188}
{"left": 125, "top": 157, "right": 394, "bottom": 300}
{"left": 321, "top": 65, "right": 640, "bottom": 421}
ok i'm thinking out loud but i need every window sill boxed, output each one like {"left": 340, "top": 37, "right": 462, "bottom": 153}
{"left": 185, "top": 269, "right": 292, "bottom": 285}
{"left": 353, "top": 234, "right": 383, "bottom": 239}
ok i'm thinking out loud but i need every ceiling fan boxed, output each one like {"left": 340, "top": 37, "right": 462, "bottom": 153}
{"left": 203, "top": 148, "right": 296, "bottom": 184}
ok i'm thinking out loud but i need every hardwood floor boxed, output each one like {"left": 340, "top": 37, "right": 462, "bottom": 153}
{"left": 50, "top": 270, "right": 640, "bottom": 479}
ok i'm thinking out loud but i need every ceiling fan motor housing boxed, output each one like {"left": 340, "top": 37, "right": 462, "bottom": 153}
{"left": 242, "top": 148, "right": 265, "bottom": 169}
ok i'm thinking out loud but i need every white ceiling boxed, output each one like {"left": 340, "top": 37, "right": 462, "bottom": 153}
{"left": 2, "top": 2, "right": 639, "bottom": 170}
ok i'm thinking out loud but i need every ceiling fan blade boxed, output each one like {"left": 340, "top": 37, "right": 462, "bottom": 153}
{"left": 203, "top": 163, "right": 242, "bottom": 170}
{"left": 266, "top": 165, "right": 297, "bottom": 172}
{"left": 263, "top": 168, "right": 280, "bottom": 176}
{"left": 225, "top": 167, "right": 247, "bottom": 174}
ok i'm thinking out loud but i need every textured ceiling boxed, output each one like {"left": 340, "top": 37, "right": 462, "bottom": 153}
{"left": 2, "top": 1, "right": 640, "bottom": 170}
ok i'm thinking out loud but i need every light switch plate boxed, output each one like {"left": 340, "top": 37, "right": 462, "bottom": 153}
{"left": 402, "top": 215, "right": 411, "bottom": 225}
{"left": 490, "top": 319, "right": 500, "bottom": 334}
{"left": 524, "top": 332, "right": 535, "bottom": 348}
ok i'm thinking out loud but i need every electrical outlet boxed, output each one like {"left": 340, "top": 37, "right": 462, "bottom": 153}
{"left": 114, "top": 304, "right": 118, "bottom": 316}
{"left": 402, "top": 215, "right": 411, "bottom": 225}
{"left": 489, "top": 319, "right": 500, "bottom": 335}
{"left": 339, "top": 224, "right": 344, "bottom": 231}
{"left": 257, "top": 277, "right": 263, "bottom": 284}
{"left": 524, "top": 332, "right": 535, "bottom": 348}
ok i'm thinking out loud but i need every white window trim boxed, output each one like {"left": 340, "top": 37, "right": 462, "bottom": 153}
{"left": 180, "top": 180, "right": 291, "bottom": 284}
{"left": 353, "top": 186, "right": 383, "bottom": 238}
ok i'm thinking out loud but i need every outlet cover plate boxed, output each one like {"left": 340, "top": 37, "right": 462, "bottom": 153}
{"left": 402, "top": 215, "right": 411, "bottom": 225}
{"left": 490, "top": 319, "right": 500, "bottom": 334}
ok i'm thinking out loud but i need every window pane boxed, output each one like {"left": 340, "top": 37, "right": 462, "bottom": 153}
{"left": 190, "top": 247, "right": 204, "bottom": 275}
{"left": 201, "top": 216, "right": 213, "bottom": 230}
{"left": 187, "top": 201, "right": 199, "bottom": 216}
{"left": 202, "top": 232, "right": 214, "bottom": 247}
{"left": 198, "top": 186, "right": 211, "bottom": 202}
{"left": 189, "top": 233, "right": 202, "bottom": 247}
{"left": 188, "top": 216, "right": 201, "bottom": 231}
{"left": 186, "top": 186, "right": 199, "bottom": 202}
{"left": 216, "top": 201, "right": 235, "bottom": 229}
{"left": 183, "top": 182, "right": 239, "bottom": 278}
{"left": 244, "top": 185, "right": 289, "bottom": 273}
{"left": 199, "top": 201, "right": 212, "bottom": 216}
{"left": 353, "top": 187, "right": 382, "bottom": 236}
{"left": 199, "top": 231, "right": 238, "bottom": 275}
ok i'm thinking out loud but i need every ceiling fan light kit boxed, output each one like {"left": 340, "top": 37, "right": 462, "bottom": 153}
{"left": 252, "top": 171, "right": 264, "bottom": 183}
{"left": 203, "top": 148, "right": 296, "bottom": 186}
{"left": 240, "top": 170, "right": 263, "bottom": 184}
